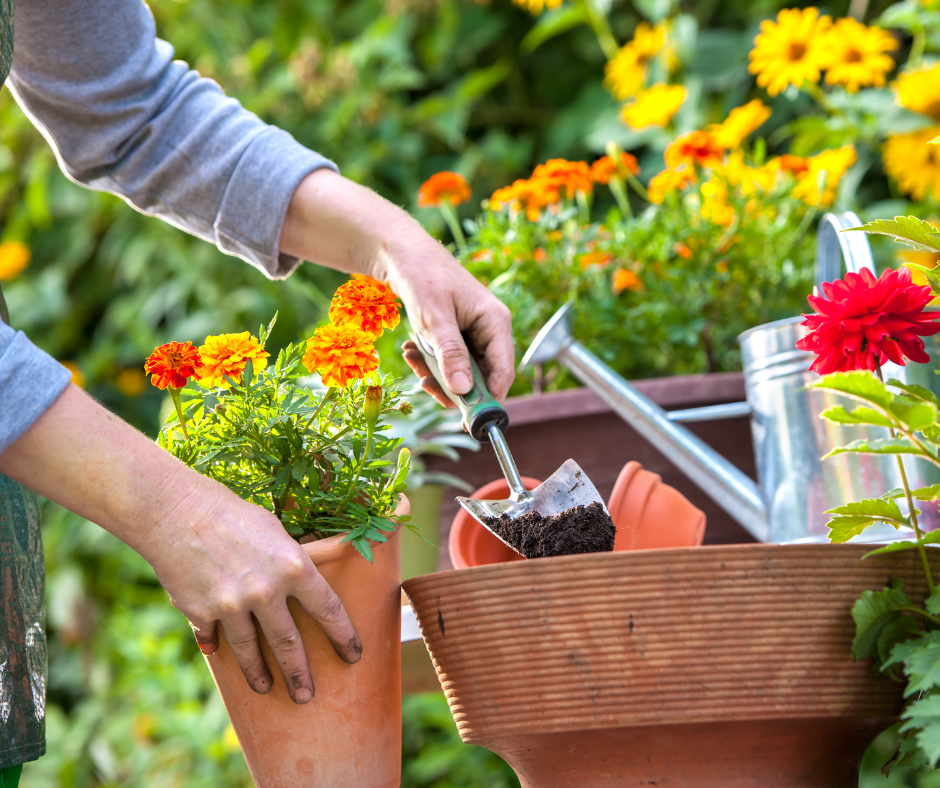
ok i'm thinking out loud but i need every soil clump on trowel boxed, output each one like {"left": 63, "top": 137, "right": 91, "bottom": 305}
{"left": 484, "top": 501, "right": 615, "bottom": 559}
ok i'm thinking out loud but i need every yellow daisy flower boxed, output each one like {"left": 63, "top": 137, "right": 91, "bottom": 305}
{"left": 748, "top": 7, "right": 831, "bottom": 97}
{"left": 895, "top": 64, "right": 940, "bottom": 121}
{"left": 821, "top": 18, "right": 897, "bottom": 93}
{"left": 707, "top": 100, "right": 772, "bottom": 149}
{"left": 791, "top": 145, "right": 857, "bottom": 206}
{"left": 604, "top": 21, "right": 668, "bottom": 100}
{"left": 883, "top": 126, "right": 940, "bottom": 201}
{"left": 621, "top": 84, "right": 687, "bottom": 129}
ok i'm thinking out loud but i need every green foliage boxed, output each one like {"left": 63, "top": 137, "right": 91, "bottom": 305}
{"left": 850, "top": 217, "right": 940, "bottom": 254}
{"left": 157, "top": 323, "right": 412, "bottom": 557}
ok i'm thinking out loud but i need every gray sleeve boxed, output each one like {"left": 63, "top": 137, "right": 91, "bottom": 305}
{"left": 6, "top": 0, "right": 337, "bottom": 279}
{"left": 0, "top": 322, "right": 71, "bottom": 454}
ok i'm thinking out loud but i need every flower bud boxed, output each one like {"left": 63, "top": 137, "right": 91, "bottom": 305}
{"left": 364, "top": 385, "right": 383, "bottom": 428}
{"left": 398, "top": 401, "right": 413, "bottom": 416}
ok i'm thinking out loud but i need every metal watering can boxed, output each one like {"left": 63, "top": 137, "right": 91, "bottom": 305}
{"left": 520, "top": 213, "right": 940, "bottom": 544}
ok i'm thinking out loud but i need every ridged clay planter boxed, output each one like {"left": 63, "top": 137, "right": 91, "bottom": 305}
{"left": 449, "top": 462, "right": 705, "bottom": 569}
{"left": 403, "top": 543, "right": 936, "bottom": 788}
{"left": 204, "top": 497, "right": 407, "bottom": 788}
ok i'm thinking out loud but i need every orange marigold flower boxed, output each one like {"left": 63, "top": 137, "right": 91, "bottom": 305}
{"left": 0, "top": 241, "right": 31, "bottom": 282}
{"left": 534, "top": 247, "right": 548, "bottom": 262}
{"left": 775, "top": 154, "right": 810, "bottom": 176}
{"left": 590, "top": 153, "right": 640, "bottom": 184}
{"left": 418, "top": 172, "right": 471, "bottom": 208}
{"left": 490, "top": 178, "right": 555, "bottom": 221}
{"left": 61, "top": 361, "right": 85, "bottom": 389}
{"left": 612, "top": 267, "right": 643, "bottom": 294}
{"left": 329, "top": 275, "right": 401, "bottom": 338}
{"left": 532, "top": 159, "right": 593, "bottom": 199}
{"left": 145, "top": 341, "right": 203, "bottom": 390}
{"left": 197, "top": 332, "right": 270, "bottom": 388}
{"left": 664, "top": 131, "right": 725, "bottom": 169}
{"left": 647, "top": 166, "right": 694, "bottom": 204}
{"left": 579, "top": 250, "right": 613, "bottom": 269}
{"left": 303, "top": 323, "right": 379, "bottom": 388}
{"left": 673, "top": 241, "right": 693, "bottom": 259}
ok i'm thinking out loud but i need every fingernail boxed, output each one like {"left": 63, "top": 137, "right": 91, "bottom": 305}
{"left": 294, "top": 687, "right": 313, "bottom": 704}
{"left": 450, "top": 371, "right": 470, "bottom": 393}
{"left": 198, "top": 643, "right": 217, "bottom": 656}
{"left": 253, "top": 678, "right": 270, "bottom": 693}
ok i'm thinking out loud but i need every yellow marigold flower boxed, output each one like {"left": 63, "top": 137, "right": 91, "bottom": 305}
{"left": 647, "top": 166, "right": 694, "bottom": 204}
{"left": 604, "top": 22, "right": 668, "bottom": 100}
{"left": 198, "top": 332, "right": 270, "bottom": 388}
{"left": 791, "top": 145, "right": 857, "bottom": 206}
{"left": 700, "top": 179, "right": 735, "bottom": 228}
{"left": 895, "top": 64, "right": 940, "bottom": 122}
{"left": 418, "top": 172, "right": 471, "bottom": 207}
{"left": 883, "top": 126, "right": 940, "bottom": 201}
{"left": 61, "top": 361, "right": 85, "bottom": 389}
{"left": 117, "top": 368, "right": 146, "bottom": 397}
{"left": 707, "top": 100, "right": 772, "bottom": 149}
{"left": 590, "top": 153, "right": 640, "bottom": 184}
{"left": 821, "top": 18, "right": 897, "bottom": 93}
{"left": 303, "top": 323, "right": 379, "bottom": 388}
{"left": 0, "top": 241, "right": 31, "bottom": 281}
{"left": 621, "top": 84, "right": 687, "bottom": 129}
{"left": 612, "top": 267, "right": 643, "bottom": 294}
{"left": 329, "top": 275, "right": 401, "bottom": 338}
{"left": 511, "top": 0, "right": 561, "bottom": 14}
{"left": 748, "top": 7, "right": 831, "bottom": 97}
{"left": 664, "top": 130, "right": 725, "bottom": 170}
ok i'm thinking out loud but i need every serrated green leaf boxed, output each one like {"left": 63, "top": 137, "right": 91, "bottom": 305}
{"left": 891, "top": 399, "right": 939, "bottom": 431}
{"left": 889, "top": 380, "right": 940, "bottom": 410}
{"left": 824, "top": 438, "right": 924, "bottom": 459}
{"left": 811, "top": 371, "right": 893, "bottom": 409}
{"left": 912, "top": 485, "right": 940, "bottom": 501}
{"left": 927, "top": 593, "right": 940, "bottom": 616}
{"left": 828, "top": 515, "right": 881, "bottom": 543}
{"left": 827, "top": 497, "right": 905, "bottom": 520}
{"left": 852, "top": 580, "right": 914, "bottom": 661}
{"left": 820, "top": 405, "right": 894, "bottom": 427}
{"left": 892, "top": 631, "right": 940, "bottom": 696}
{"left": 846, "top": 216, "right": 940, "bottom": 253}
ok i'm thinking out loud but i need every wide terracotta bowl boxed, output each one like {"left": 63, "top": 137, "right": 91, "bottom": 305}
{"left": 404, "top": 543, "right": 936, "bottom": 788}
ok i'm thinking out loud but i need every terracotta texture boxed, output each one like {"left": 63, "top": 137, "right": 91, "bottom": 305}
{"left": 403, "top": 543, "right": 937, "bottom": 787}
{"left": 205, "top": 498, "right": 407, "bottom": 788}
{"left": 608, "top": 460, "right": 706, "bottom": 550}
{"left": 448, "top": 477, "right": 541, "bottom": 569}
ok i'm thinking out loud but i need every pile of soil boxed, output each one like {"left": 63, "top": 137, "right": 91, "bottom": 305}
{"left": 483, "top": 501, "right": 616, "bottom": 559}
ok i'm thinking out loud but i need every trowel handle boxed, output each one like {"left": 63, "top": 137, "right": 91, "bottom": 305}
{"left": 410, "top": 333, "right": 509, "bottom": 443}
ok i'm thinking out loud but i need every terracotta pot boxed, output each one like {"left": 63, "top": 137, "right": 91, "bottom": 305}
{"left": 448, "top": 476, "right": 541, "bottom": 569}
{"left": 404, "top": 543, "right": 936, "bottom": 788}
{"left": 204, "top": 497, "right": 407, "bottom": 788}
{"left": 608, "top": 460, "right": 706, "bottom": 550}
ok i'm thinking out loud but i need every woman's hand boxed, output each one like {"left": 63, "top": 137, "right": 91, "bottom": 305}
{"left": 0, "top": 384, "right": 359, "bottom": 703}
{"left": 281, "top": 169, "right": 515, "bottom": 405}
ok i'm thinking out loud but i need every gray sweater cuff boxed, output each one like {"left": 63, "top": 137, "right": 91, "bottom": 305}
{"left": 214, "top": 127, "right": 338, "bottom": 280}
{"left": 0, "top": 323, "right": 72, "bottom": 454}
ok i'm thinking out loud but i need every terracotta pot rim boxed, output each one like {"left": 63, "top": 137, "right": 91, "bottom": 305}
{"left": 301, "top": 495, "right": 406, "bottom": 567}
{"left": 407, "top": 540, "right": 890, "bottom": 585}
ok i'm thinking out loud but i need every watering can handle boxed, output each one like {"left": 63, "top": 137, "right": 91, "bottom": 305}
{"left": 815, "top": 211, "right": 875, "bottom": 291}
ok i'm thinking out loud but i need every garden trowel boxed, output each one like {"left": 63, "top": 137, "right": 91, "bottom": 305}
{"left": 410, "top": 334, "right": 608, "bottom": 556}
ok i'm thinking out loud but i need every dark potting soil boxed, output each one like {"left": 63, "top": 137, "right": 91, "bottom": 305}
{"left": 483, "top": 501, "right": 616, "bottom": 559}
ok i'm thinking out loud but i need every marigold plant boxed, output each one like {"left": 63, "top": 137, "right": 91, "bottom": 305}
{"left": 328, "top": 276, "right": 401, "bottom": 338}
{"left": 303, "top": 322, "right": 380, "bottom": 388}
{"left": 197, "top": 332, "right": 270, "bottom": 388}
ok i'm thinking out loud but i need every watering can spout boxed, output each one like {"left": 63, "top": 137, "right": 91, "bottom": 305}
{"left": 521, "top": 303, "right": 771, "bottom": 542}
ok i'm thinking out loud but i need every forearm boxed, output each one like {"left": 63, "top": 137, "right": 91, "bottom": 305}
{"left": 0, "top": 384, "right": 211, "bottom": 558}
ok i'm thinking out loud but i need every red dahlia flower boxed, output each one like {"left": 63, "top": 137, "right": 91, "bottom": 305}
{"left": 797, "top": 267, "right": 940, "bottom": 375}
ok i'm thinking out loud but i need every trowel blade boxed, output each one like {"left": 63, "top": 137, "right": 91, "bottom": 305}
{"left": 456, "top": 459, "right": 609, "bottom": 555}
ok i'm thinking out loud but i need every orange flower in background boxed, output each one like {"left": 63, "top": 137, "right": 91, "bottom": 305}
{"left": 579, "top": 250, "right": 613, "bottom": 269}
{"left": 647, "top": 166, "right": 694, "bottom": 204}
{"left": 197, "top": 332, "right": 270, "bottom": 388}
{"left": 303, "top": 323, "right": 379, "bottom": 388}
{"left": 117, "top": 368, "right": 146, "bottom": 397}
{"left": 664, "top": 131, "right": 725, "bottom": 169}
{"left": 490, "top": 178, "right": 554, "bottom": 221}
{"left": 774, "top": 154, "right": 810, "bottom": 176}
{"left": 707, "top": 100, "right": 772, "bottom": 149}
{"left": 532, "top": 159, "right": 593, "bottom": 199}
{"left": 0, "top": 241, "right": 31, "bottom": 281}
{"left": 791, "top": 145, "right": 857, "bottom": 206}
{"left": 673, "top": 242, "right": 693, "bottom": 259}
{"left": 612, "top": 268, "right": 643, "bottom": 294}
{"left": 418, "top": 172, "right": 471, "bottom": 208}
{"left": 145, "top": 341, "right": 203, "bottom": 390}
{"left": 590, "top": 153, "right": 640, "bottom": 184}
{"left": 61, "top": 361, "right": 85, "bottom": 389}
{"left": 329, "top": 275, "right": 401, "bottom": 338}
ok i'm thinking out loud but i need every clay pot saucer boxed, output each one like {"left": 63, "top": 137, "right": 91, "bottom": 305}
{"left": 404, "top": 542, "right": 935, "bottom": 788}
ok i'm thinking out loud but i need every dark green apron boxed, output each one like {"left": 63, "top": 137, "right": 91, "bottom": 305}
{"left": 0, "top": 0, "right": 48, "bottom": 770}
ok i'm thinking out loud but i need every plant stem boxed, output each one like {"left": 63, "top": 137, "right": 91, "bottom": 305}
{"left": 878, "top": 366, "right": 937, "bottom": 596}
{"left": 333, "top": 422, "right": 374, "bottom": 518}
{"left": 168, "top": 387, "right": 190, "bottom": 441}
{"left": 581, "top": 0, "right": 619, "bottom": 60}
{"left": 438, "top": 202, "right": 467, "bottom": 253}
{"left": 575, "top": 189, "right": 591, "bottom": 226}
{"left": 609, "top": 177, "right": 633, "bottom": 218}
{"left": 911, "top": 29, "right": 927, "bottom": 68}
{"left": 303, "top": 387, "right": 336, "bottom": 433}
{"left": 624, "top": 173, "right": 650, "bottom": 203}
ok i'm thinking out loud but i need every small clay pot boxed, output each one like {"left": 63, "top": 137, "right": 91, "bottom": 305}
{"left": 204, "top": 497, "right": 407, "bottom": 788}
{"left": 607, "top": 461, "right": 706, "bottom": 550}
{"left": 448, "top": 477, "right": 542, "bottom": 569}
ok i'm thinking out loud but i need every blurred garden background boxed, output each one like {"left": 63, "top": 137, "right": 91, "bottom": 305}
{"left": 3, "top": 0, "right": 940, "bottom": 783}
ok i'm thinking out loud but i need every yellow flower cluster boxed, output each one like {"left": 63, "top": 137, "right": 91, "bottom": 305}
{"left": 621, "top": 84, "right": 687, "bottom": 130}
{"left": 511, "top": 0, "right": 561, "bottom": 14}
{"left": 884, "top": 64, "right": 940, "bottom": 201}
{"left": 748, "top": 8, "right": 896, "bottom": 96}
{"left": 605, "top": 22, "right": 671, "bottom": 100}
